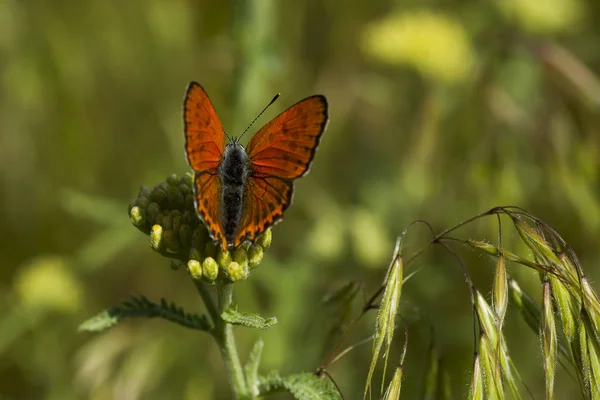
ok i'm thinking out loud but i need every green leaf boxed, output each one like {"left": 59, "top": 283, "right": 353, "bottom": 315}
{"left": 258, "top": 372, "right": 341, "bottom": 399}
{"left": 221, "top": 304, "right": 277, "bottom": 329}
{"left": 79, "top": 295, "right": 211, "bottom": 332}
{"left": 78, "top": 310, "right": 120, "bottom": 332}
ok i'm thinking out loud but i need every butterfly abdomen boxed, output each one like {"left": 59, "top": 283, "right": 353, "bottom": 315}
{"left": 218, "top": 143, "right": 251, "bottom": 246}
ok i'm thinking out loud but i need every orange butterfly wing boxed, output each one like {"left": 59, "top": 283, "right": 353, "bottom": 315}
{"left": 183, "top": 82, "right": 227, "bottom": 250}
{"left": 232, "top": 95, "right": 328, "bottom": 247}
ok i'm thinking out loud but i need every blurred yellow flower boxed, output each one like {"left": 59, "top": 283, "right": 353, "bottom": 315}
{"left": 351, "top": 209, "right": 390, "bottom": 267}
{"left": 361, "top": 11, "right": 474, "bottom": 83}
{"left": 14, "top": 256, "right": 83, "bottom": 313}
{"left": 496, "top": 0, "right": 585, "bottom": 34}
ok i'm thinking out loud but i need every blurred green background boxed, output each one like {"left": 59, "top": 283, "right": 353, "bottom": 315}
{"left": 2, "top": 0, "right": 600, "bottom": 398}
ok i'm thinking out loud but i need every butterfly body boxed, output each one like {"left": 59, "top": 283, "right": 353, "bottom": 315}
{"left": 184, "top": 82, "right": 328, "bottom": 251}
{"left": 218, "top": 141, "right": 251, "bottom": 245}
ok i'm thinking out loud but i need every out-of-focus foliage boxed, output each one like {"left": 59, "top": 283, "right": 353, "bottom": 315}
{"left": 1, "top": 0, "right": 600, "bottom": 398}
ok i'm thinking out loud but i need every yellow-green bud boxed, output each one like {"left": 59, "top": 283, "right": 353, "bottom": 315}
{"left": 188, "top": 260, "right": 202, "bottom": 279}
{"left": 163, "top": 230, "right": 180, "bottom": 252}
{"left": 179, "top": 225, "right": 192, "bottom": 248}
{"left": 256, "top": 229, "right": 272, "bottom": 249}
{"left": 225, "top": 261, "right": 247, "bottom": 282}
{"left": 202, "top": 257, "right": 219, "bottom": 281}
{"left": 130, "top": 206, "right": 145, "bottom": 226}
{"left": 217, "top": 250, "right": 232, "bottom": 269}
{"left": 150, "top": 225, "right": 164, "bottom": 250}
{"left": 232, "top": 247, "right": 249, "bottom": 269}
{"left": 167, "top": 173, "right": 179, "bottom": 187}
{"left": 189, "top": 247, "right": 202, "bottom": 261}
{"left": 248, "top": 244, "right": 263, "bottom": 269}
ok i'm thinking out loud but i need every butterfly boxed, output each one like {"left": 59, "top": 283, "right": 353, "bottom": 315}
{"left": 183, "top": 82, "right": 328, "bottom": 251}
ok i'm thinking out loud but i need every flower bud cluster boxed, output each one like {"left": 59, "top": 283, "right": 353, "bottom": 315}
{"left": 128, "top": 173, "right": 271, "bottom": 283}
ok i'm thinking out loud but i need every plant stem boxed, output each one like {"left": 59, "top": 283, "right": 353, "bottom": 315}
{"left": 214, "top": 283, "right": 251, "bottom": 399}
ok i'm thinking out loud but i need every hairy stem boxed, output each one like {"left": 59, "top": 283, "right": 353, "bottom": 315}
{"left": 214, "top": 283, "right": 251, "bottom": 399}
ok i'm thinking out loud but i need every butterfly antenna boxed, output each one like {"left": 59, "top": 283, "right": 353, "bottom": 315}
{"left": 238, "top": 93, "right": 280, "bottom": 141}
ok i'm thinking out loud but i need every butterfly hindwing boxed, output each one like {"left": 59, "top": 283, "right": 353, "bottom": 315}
{"left": 246, "top": 95, "right": 328, "bottom": 179}
{"left": 233, "top": 174, "right": 293, "bottom": 248}
{"left": 194, "top": 171, "right": 227, "bottom": 250}
{"left": 184, "top": 82, "right": 225, "bottom": 171}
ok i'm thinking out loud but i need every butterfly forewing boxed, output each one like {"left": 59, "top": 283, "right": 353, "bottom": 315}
{"left": 184, "top": 82, "right": 225, "bottom": 171}
{"left": 232, "top": 95, "right": 328, "bottom": 246}
{"left": 183, "top": 82, "right": 228, "bottom": 250}
{"left": 246, "top": 95, "right": 328, "bottom": 179}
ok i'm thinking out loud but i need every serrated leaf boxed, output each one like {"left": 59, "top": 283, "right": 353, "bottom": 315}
{"left": 79, "top": 295, "right": 211, "bottom": 333}
{"left": 78, "top": 310, "right": 120, "bottom": 332}
{"left": 221, "top": 305, "right": 277, "bottom": 329}
{"left": 258, "top": 372, "right": 341, "bottom": 399}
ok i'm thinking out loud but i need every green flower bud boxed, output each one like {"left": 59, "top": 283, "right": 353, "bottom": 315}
{"left": 178, "top": 183, "right": 192, "bottom": 196}
{"left": 151, "top": 187, "right": 168, "bottom": 205}
{"left": 256, "top": 229, "right": 272, "bottom": 249}
{"left": 204, "top": 241, "right": 217, "bottom": 259}
{"left": 162, "top": 215, "right": 173, "bottom": 231}
{"left": 248, "top": 244, "right": 263, "bottom": 269}
{"left": 130, "top": 206, "right": 145, "bottom": 227}
{"left": 185, "top": 194, "right": 196, "bottom": 210}
{"left": 180, "top": 172, "right": 194, "bottom": 188}
{"left": 192, "top": 227, "right": 209, "bottom": 249}
{"left": 202, "top": 257, "right": 219, "bottom": 281}
{"left": 183, "top": 210, "right": 199, "bottom": 229}
{"left": 158, "top": 182, "right": 171, "bottom": 192}
{"left": 167, "top": 174, "right": 179, "bottom": 187}
{"left": 146, "top": 202, "right": 161, "bottom": 225}
{"left": 179, "top": 225, "right": 192, "bottom": 248}
{"left": 139, "top": 185, "right": 152, "bottom": 198}
{"left": 150, "top": 225, "right": 164, "bottom": 250}
{"left": 172, "top": 214, "right": 183, "bottom": 232}
{"left": 167, "top": 187, "right": 184, "bottom": 209}
{"left": 189, "top": 247, "right": 202, "bottom": 261}
{"left": 188, "top": 260, "right": 202, "bottom": 279}
{"left": 225, "top": 261, "right": 247, "bottom": 282}
{"left": 163, "top": 230, "right": 180, "bottom": 252}
{"left": 217, "top": 250, "right": 232, "bottom": 269}
{"left": 135, "top": 196, "right": 150, "bottom": 210}
{"left": 232, "top": 247, "right": 249, "bottom": 269}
